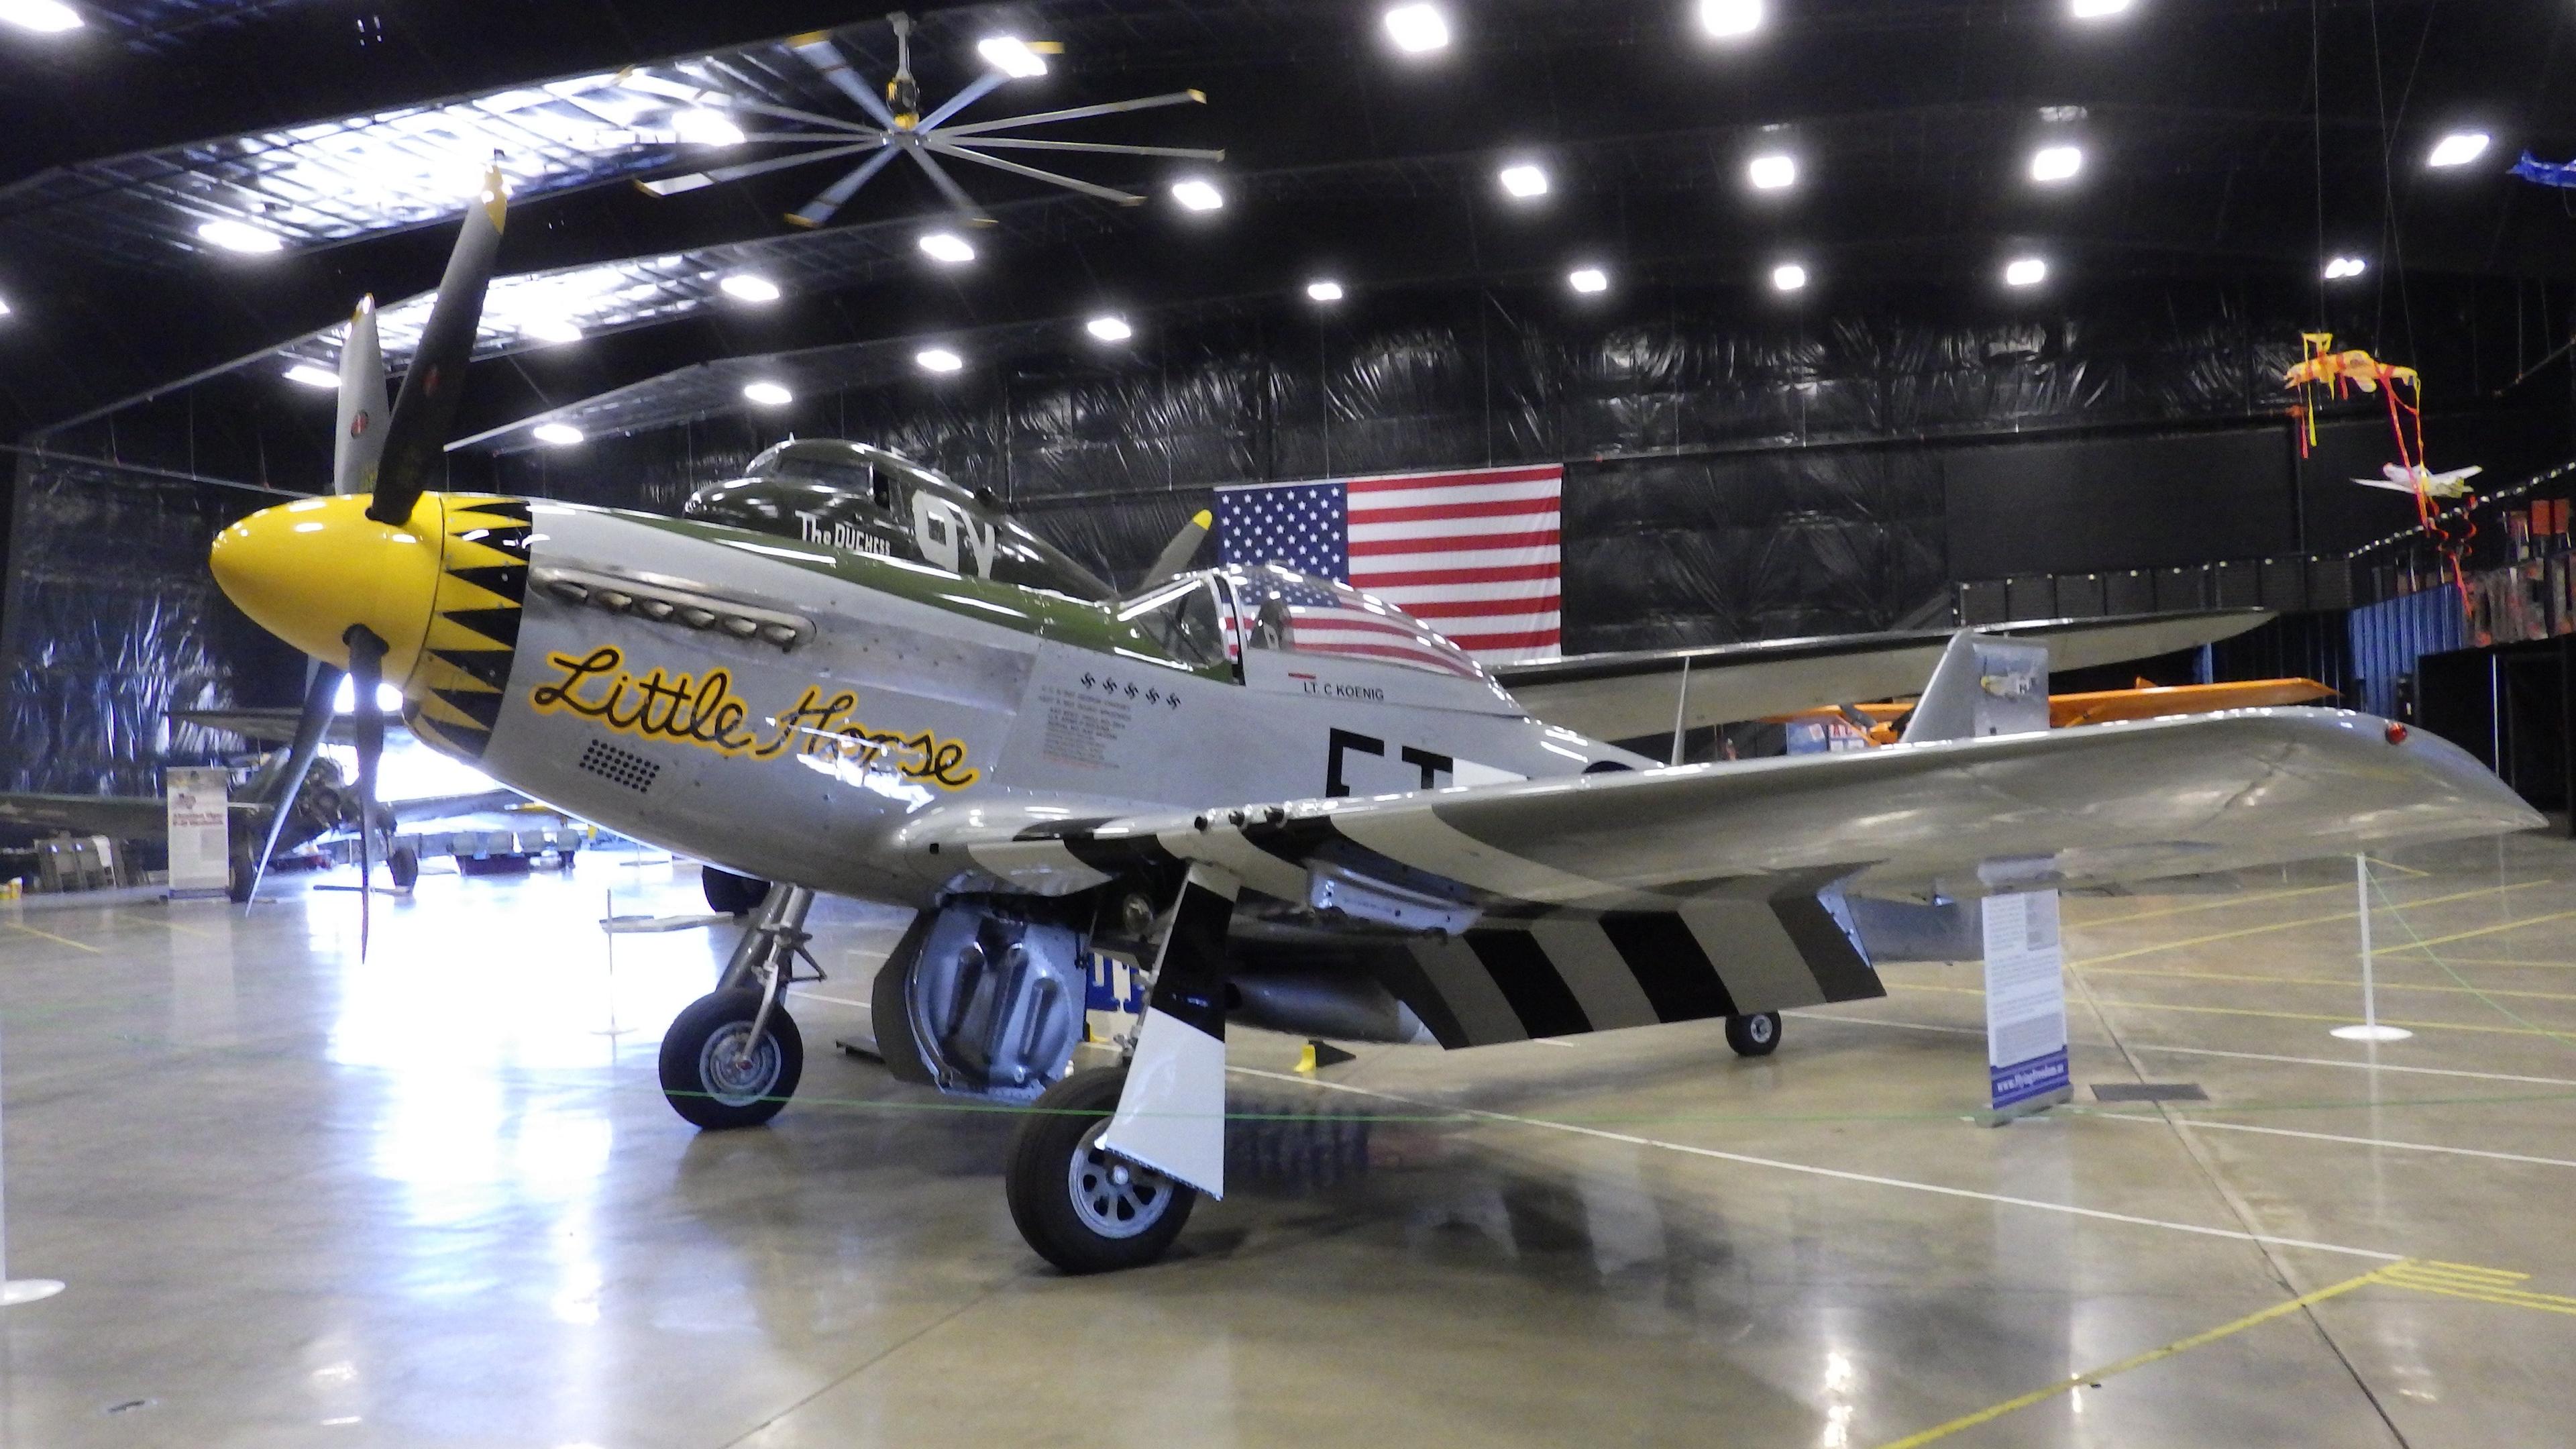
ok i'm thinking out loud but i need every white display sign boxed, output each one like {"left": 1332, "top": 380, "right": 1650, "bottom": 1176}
{"left": 164, "top": 766, "right": 231, "bottom": 896}
{"left": 1982, "top": 889, "right": 2070, "bottom": 1114}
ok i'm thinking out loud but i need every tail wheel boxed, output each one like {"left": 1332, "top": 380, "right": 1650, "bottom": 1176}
{"left": 658, "top": 987, "right": 803, "bottom": 1129}
{"left": 1725, "top": 1010, "right": 1782, "bottom": 1057}
{"left": 386, "top": 845, "right": 420, "bottom": 892}
{"left": 1007, "top": 1067, "right": 1197, "bottom": 1273}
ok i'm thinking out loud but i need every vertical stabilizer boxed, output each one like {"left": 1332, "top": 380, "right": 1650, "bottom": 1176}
{"left": 1899, "top": 631, "right": 2049, "bottom": 744}
{"left": 332, "top": 296, "right": 388, "bottom": 496}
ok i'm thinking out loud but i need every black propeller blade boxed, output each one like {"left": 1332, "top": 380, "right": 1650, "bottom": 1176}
{"left": 241, "top": 661, "right": 344, "bottom": 905}
{"left": 366, "top": 166, "right": 508, "bottom": 527}
{"left": 344, "top": 625, "right": 388, "bottom": 957}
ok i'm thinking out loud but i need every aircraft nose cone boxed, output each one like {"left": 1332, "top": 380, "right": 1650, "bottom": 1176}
{"left": 210, "top": 493, "right": 445, "bottom": 681}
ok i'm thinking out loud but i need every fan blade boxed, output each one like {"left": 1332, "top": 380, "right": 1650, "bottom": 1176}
{"left": 645, "top": 140, "right": 884, "bottom": 200}
{"left": 332, "top": 296, "right": 388, "bottom": 496}
{"left": 788, "top": 32, "right": 900, "bottom": 129}
{"left": 928, "top": 141, "right": 1140, "bottom": 205}
{"left": 614, "top": 70, "right": 881, "bottom": 136}
{"left": 789, "top": 145, "right": 902, "bottom": 227}
{"left": 906, "top": 148, "right": 996, "bottom": 219}
{"left": 1138, "top": 510, "right": 1214, "bottom": 590}
{"left": 915, "top": 70, "right": 1007, "bottom": 132}
{"left": 345, "top": 625, "right": 388, "bottom": 958}
{"left": 936, "top": 136, "right": 1226, "bottom": 160}
{"left": 934, "top": 91, "right": 1206, "bottom": 139}
{"left": 244, "top": 662, "right": 343, "bottom": 907}
{"left": 368, "top": 166, "right": 506, "bottom": 527}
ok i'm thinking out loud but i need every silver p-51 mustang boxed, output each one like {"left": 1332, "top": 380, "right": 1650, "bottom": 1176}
{"left": 207, "top": 172, "right": 2538, "bottom": 1271}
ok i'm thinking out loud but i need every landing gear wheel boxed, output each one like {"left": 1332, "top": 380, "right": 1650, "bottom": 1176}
{"left": 386, "top": 845, "right": 420, "bottom": 892}
{"left": 1725, "top": 1010, "right": 1782, "bottom": 1057}
{"left": 659, "top": 988, "right": 803, "bottom": 1129}
{"left": 1007, "top": 1067, "right": 1197, "bottom": 1274}
{"left": 702, "top": 867, "right": 769, "bottom": 916}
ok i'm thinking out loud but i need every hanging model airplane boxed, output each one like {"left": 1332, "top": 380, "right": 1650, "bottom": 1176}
{"left": 2353, "top": 461, "right": 2483, "bottom": 500}
{"left": 204, "top": 170, "right": 2540, "bottom": 1272}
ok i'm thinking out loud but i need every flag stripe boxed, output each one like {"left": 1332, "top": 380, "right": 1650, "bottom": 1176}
{"left": 1345, "top": 466, "right": 1563, "bottom": 492}
{"left": 1350, "top": 496, "right": 1561, "bottom": 525}
{"left": 1388, "top": 594, "right": 1564, "bottom": 620}
{"left": 1352, "top": 562, "right": 1562, "bottom": 588}
{"left": 1350, "top": 529, "right": 1560, "bottom": 556}
{"left": 1440, "top": 627, "right": 1563, "bottom": 651}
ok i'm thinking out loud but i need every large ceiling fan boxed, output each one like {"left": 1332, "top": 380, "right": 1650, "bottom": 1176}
{"left": 621, "top": 12, "right": 1226, "bottom": 228}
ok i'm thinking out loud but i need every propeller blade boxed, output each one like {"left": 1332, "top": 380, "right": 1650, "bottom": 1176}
{"left": 906, "top": 148, "right": 997, "bottom": 220}
{"left": 1138, "top": 510, "right": 1214, "bottom": 590}
{"left": 914, "top": 69, "right": 1007, "bottom": 132}
{"left": 368, "top": 166, "right": 507, "bottom": 527}
{"left": 934, "top": 90, "right": 1206, "bottom": 139}
{"left": 332, "top": 296, "right": 388, "bottom": 496}
{"left": 647, "top": 139, "right": 884, "bottom": 200}
{"left": 788, "top": 145, "right": 902, "bottom": 227}
{"left": 927, "top": 140, "right": 1140, "bottom": 205}
{"left": 244, "top": 662, "right": 343, "bottom": 907}
{"left": 344, "top": 625, "right": 388, "bottom": 958}
{"left": 614, "top": 70, "right": 881, "bottom": 137}
{"left": 936, "top": 136, "right": 1226, "bottom": 160}
{"left": 788, "top": 31, "right": 900, "bottom": 129}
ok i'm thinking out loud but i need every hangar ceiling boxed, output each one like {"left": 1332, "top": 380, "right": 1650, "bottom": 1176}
{"left": 0, "top": 0, "right": 2568, "bottom": 463}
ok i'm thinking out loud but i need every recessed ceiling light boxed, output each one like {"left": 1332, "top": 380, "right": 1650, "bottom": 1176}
{"left": 1698, "top": 0, "right": 1764, "bottom": 38}
{"left": 521, "top": 317, "right": 584, "bottom": 344}
{"left": 917, "top": 347, "right": 965, "bottom": 373}
{"left": 2030, "top": 145, "right": 2083, "bottom": 183}
{"left": 0, "top": 0, "right": 82, "bottom": 33}
{"left": 1085, "top": 315, "right": 1133, "bottom": 341}
{"left": 1568, "top": 266, "right": 1609, "bottom": 294}
{"left": 2069, "top": 0, "right": 2131, "bottom": 17}
{"left": 283, "top": 364, "right": 339, "bottom": 390}
{"left": 672, "top": 109, "right": 745, "bottom": 147}
{"left": 1383, "top": 3, "right": 1449, "bottom": 52}
{"left": 2324, "top": 256, "right": 2369, "bottom": 280}
{"left": 2427, "top": 131, "right": 2491, "bottom": 168}
{"left": 0, "top": 294, "right": 11, "bottom": 316}
{"left": 1171, "top": 178, "right": 1224, "bottom": 211}
{"left": 197, "top": 219, "right": 284, "bottom": 254}
{"left": 1771, "top": 263, "right": 1808, "bottom": 292}
{"left": 2004, "top": 256, "right": 2049, "bottom": 287}
{"left": 1748, "top": 153, "right": 1796, "bottom": 191}
{"left": 1499, "top": 163, "right": 1549, "bottom": 199}
{"left": 918, "top": 231, "right": 976, "bottom": 264}
{"left": 743, "top": 381, "right": 794, "bottom": 406}
{"left": 1306, "top": 280, "right": 1345, "bottom": 303}
{"left": 533, "top": 423, "right": 586, "bottom": 446}
{"left": 719, "top": 274, "right": 781, "bottom": 303}
{"left": 977, "top": 36, "right": 1049, "bottom": 78}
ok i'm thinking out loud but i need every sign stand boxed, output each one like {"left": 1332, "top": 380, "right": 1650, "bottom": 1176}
{"left": 1980, "top": 889, "right": 2072, "bottom": 1124}
{"left": 2331, "top": 854, "right": 2413, "bottom": 1043}
{"left": 0, "top": 1018, "right": 64, "bottom": 1307}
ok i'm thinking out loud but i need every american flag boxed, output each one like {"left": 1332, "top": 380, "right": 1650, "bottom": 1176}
{"left": 1214, "top": 463, "right": 1563, "bottom": 663}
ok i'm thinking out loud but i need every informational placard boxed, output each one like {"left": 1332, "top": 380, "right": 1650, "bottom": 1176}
{"left": 164, "top": 766, "right": 231, "bottom": 896}
{"left": 1982, "top": 889, "right": 2071, "bottom": 1117}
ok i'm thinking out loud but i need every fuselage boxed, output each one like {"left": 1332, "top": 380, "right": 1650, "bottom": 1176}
{"left": 211, "top": 492, "right": 1646, "bottom": 906}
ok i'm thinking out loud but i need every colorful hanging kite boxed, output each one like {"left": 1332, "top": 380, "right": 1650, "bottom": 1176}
{"left": 2286, "top": 333, "right": 2477, "bottom": 612}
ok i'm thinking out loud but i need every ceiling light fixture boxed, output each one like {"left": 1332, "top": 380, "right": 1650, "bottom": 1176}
{"left": 743, "top": 381, "right": 794, "bottom": 406}
{"left": 1771, "top": 263, "right": 1808, "bottom": 292}
{"left": 533, "top": 423, "right": 586, "bottom": 446}
{"left": 521, "top": 317, "right": 585, "bottom": 344}
{"left": 1748, "top": 153, "right": 1796, "bottom": 190}
{"left": 977, "top": 36, "right": 1049, "bottom": 78}
{"left": 1568, "top": 266, "right": 1609, "bottom": 294}
{"left": 1171, "top": 178, "right": 1224, "bottom": 211}
{"left": 1306, "top": 280, "right": 1345, "bottom": 303}
{"left": 2004, "top": 256, "right": 2049, "bottom": 287}
{"left": 2069, "top": 0, "right": 2131, "bottom": 18}
{"left": 1698, "top": 0, "right": 1764, "bottom": 39}
{"left": 1499, "top": 163, "right": 1549, "bottom": 199}
{"left": 918, "top": 231, "right": 976, "bottom": 264}
{"left": 1085, "top": 315, "right": 1133, "bottom": 342}
{"left": 0, "top": 0, "right": 82, "bottom": 33}
{"left": 671, "top": 109, "right": 745, "bottom": 147}
{"left": 2030, "top": 144, "right": 2083, "bottom": 183}
{"left": 2324, "top": 256, "right": 2369, "bottom": 280}
{"left": 197, "top": 219, "right": 284, "bottom": 254}
{"left": 0, "top": 294, "right": 11, "bottom": 316}
{"left": 2427, "top": 131, "right": 2491, "bottom": 168}
{"left": 1383, "top": 3, "right": 1450, "bottom": 53}
{"left": 917, "top": 347, "right": 965, "bottom": 373}
{"left": 283, "top": 364, "right": 339, "bottom": 390}
{"left": 719, "top": 274, "right": 781, "bottom": 303}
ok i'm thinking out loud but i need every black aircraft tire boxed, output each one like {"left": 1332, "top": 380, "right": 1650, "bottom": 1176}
{"left": 659, "top": 988, "right": 803, "bottom": 1129}
{"left": 1007, "top": 1067, "right": 1197, "bottom": 1274}
{"left": 1725, "top": 1010, "right": 1782, "bottom": 1057}
{"left": 387, "top": 845, "right": 420, "bottom": 892}
{"left": 702, "top": 867, "right": 771, "bottom": 916}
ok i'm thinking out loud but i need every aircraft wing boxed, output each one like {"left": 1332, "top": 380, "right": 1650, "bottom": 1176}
{"left": 1490, "top": 608, "right": 2272, "bottom": 741}
{"left": 176, "top": 706, "right": 402, "bottom": 747}
{"left": 0, "top": 792, "right": 172, "bottom": 842}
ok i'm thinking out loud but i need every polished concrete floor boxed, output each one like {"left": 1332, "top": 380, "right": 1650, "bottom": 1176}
{"left": 4, "top": 833, "right": 2575, "bottom": 1448}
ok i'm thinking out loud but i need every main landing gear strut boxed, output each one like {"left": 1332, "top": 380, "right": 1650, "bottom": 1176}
{"left": 659, "top": 883, "right": 818, "bottom": 1128}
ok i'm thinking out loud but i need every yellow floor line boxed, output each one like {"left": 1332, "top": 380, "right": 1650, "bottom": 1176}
{"left": 2377, "top": 908, "right": 2576, "bottom": 955}
{"left": 1887, "top": 983, "right": 2575, "bottom": 1038}
{"left": 2079, "top": 965, "right": 2576, "bottom": 1004}
{"left": 2065, "top": 881, "right": 2554, "bottom": 968}
{"left": 1870, "top": 1267, "right": 2392, "bottom": 1448}
{"left": 3, "top": 920, "right": 99, "bottom": 955}
{"left": 2074, "top": 882, "right": 2349, "bottom": 927}
{"left": 2378, "top": 1281, "right": 2576, "bottom": 1317}
{"left": 2406, "top": 957, "right": 2576, "bottom": 969}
